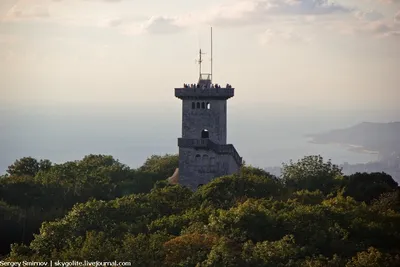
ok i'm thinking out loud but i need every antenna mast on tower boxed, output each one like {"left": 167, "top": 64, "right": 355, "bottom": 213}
{"left": 198, "top": 49, "right": 205, "bottom": 79}
{"left": 196, "top": 27, "right": 213, "bottom": 82}
{"left": 211, "top": 26, "right": 213, "bottom": 83}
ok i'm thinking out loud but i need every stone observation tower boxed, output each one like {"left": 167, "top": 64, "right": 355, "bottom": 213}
{"left": 173, "top": 27, "right": 242, "bottom": 190}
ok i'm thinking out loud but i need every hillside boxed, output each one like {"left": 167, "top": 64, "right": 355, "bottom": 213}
{"left": 308, "top": 122, "right": 400, "bottom": 157}
{"left": 1, "top": 154, "right": 400, "bottom": 266}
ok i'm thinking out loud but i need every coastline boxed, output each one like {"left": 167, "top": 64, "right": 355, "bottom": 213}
{"left": 308, "top": 139, "right": 380, "bottom": 156}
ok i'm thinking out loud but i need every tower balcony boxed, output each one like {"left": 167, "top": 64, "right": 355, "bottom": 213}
{"left": 175, "top": 87, "right": 234, "bottom": 100}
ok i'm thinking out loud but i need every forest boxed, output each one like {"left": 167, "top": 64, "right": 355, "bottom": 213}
{"left": 1, "top": 154, "right": 400, "bottom": 266}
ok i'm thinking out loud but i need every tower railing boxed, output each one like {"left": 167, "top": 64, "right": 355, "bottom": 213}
{"left": 175, "top": 88, "right": 234, "bottom": 99}
{"left": 178, "top": 138, "right": 242, "bottom": 166}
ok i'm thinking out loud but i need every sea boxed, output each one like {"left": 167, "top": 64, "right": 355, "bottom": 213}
{"left": 1, "top": 102, "right": 399, "bottom": 175}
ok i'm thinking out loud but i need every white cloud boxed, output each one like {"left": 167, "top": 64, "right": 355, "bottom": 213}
{"left": 379, "top": 0, "right": 400, "bottom": 3}
{"left": 3, "top": 0, "right": 396, "bottom": 40}
{"left": 265, "top": 0, "right": 352, "bottom": 15}
{"left": 351, "top": 20, "right": 400, "bottom": 39}
{"left": 383, "top": 31, "right": 400, "bottom": 37}
{"left": 258, "top": 28, "right": 313, "bottom": 45}
{"left": 366, "top": 20, "right": 392, "bottom": 34}
{"left": 205, "top": 0, "right": 353, "bottom": 27}
{"left": 103, "top": 0, "right": 354, "bottom": 33}
{"left": 355, "top": 10, "right": 384, "bottom": 21}
{"left": 99, "top": 15, "right": 147, "bottom": 28}
{"left": 140, "top": 16, "right": 182, "bottom": 34}
{"left": 53, "top": 0, "right": 124, "bottom": 2}
{"left": 4, "top": 5, "right": 50, "bottom": 21}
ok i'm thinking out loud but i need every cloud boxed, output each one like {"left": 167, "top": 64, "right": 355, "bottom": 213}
{"left": 258, "top": 28, "right": 313, "bottom": 45}
{"left": 383, "top": 31, "right": 400, "bottom": 37}
{"left": 5, "top": 5, "right": 50, "bottom": 21}
{"left": 366, "top": 21, "right": 392, "bottom": 34}
{"left": 140, "top": 16, "right": 182, "bottom": 34}
{"left": 4, "top": 0, "right": 394, "bottom": 40}
{"left": 103, "top": 15, "right": 185, "bottom": 35}
{"left": 395, "top": 10, "right": 400, "bottom": 23}
{"left": 352, "top": 20, "right": 400, "bottom": 39}
{"left": 99, "top": 15, "right": 148, "bottom": 28}
{"left": 265, "top": 0, "right": 352, "bottom": 15}
{"left": 379, "top": 0, "right": 400, "bottom": 3}
{"left": 203, "top": 0, "right": 353, "bottom": 28}
{"left": 355, "top": 10, "right": 384, "bottom": 21}
{"left": 53, "top": 0, "right": 123, "bottom": 2}
{"left": 97, "top": 0, "right": 353, "bottom": 35}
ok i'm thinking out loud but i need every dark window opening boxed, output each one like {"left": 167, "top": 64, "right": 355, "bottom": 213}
{"left": 201, "top": 102, "right": 205, "bottom": 109}
{"left": 201, "top": 129, "right": 209, "bottom": 139}
{"left": 196, "top": 102, "right": 200, "bottom": 109}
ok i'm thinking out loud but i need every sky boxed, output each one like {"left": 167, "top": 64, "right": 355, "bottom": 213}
{"left": 0, "top": 0, "right": 399, "bottom": 111}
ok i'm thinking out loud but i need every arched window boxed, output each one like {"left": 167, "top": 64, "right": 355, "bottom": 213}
{"left": 201, "top": 102, "right": 205, "bottom": 109}
{"left": 196, "top": 102, "right": 200, "bottom": 109}
{"left": 192, "top": 102, "right": 195, "bottom": 109}
{"left": 201, "top": 129, "right": 209, "bottom": 139}
{"left": 195, "top": 154, "right": 201, "bottom": 163}
{"left": 202, "top": 154, "right": 209, "bottom": 162}
{"left": 206, "top": 102, "right": 211, "bottom": 109}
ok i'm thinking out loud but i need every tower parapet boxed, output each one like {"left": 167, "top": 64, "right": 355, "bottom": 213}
{"left": 175, "top": 87, "right": 234, "bottom": 99}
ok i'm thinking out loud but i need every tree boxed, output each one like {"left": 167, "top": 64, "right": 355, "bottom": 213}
{"left": 163, "top": 233, "right": 218, "bottom": 267}
{"left": 199, "top": 237, "right": 244, "bottom": 267}
{"left": 290, "top": 190, "right": 325, "bottom": 205}
{"left": 195, "top": 173, "right": 283, "bottom": 209}
{"left": 282, "top": 155, "right": 342, "bottom": 195}
{"left": 3, "top": 153, "right": 400, "bottom": 265}
{"left": 343, "top": 172, "right": 398, "bottom": 204}
{"left": 242, "top": 235, "right": 302, "bottom": 267}
{"left": 371, "top": 190, "right": 400, "bottom": 212}
{"left": 139, "top": 154, "right": 179, "bottom": 180}
{"left": 7, "top": 157, "right": 40, "bottom": 177}
{"left": 346, "top": 247, "right": 400, "bottom": 267}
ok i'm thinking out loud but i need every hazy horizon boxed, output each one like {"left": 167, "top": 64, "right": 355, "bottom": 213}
{"left": 2, "top": 103, "right": 399, "bottom": 175}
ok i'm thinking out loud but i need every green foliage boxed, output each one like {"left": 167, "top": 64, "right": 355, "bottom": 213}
{"left": 2, "top": 154, "right": 400, "bottom": 266}
{"left": 282, "top": 155, "right": 342, "bottom": 195}
{"left": 343, "top": 172, "right": 398, "bottom": 204}
{"left": 290, "top": 190, "right": 325, "bottom": 205}
{"left": 346, "top": 247, "right": 400, "bottom": 267}
{"left": 0, "top": 154, "right": 180, "bottom": 257}
{"left": 195, "top": 169, "right": 283, "bottom": 209}
{"left": 163, "top": 233, "right": 218, "bottom": 267}
{"left": 242, "top": 235, "right": 303, "bottom": 267}
{"left": 371, "top": 190, "right": 400, "bottom": 212}
{"left": 7, "top": 157, "right": 40, "bottom": 177}
{"left": 139, "top": 154, "right": 179, "bottom": 179}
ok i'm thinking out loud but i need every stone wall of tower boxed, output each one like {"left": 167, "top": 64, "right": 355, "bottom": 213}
{"left": 178, "top": 147, "right": 241, "bottom": 190}
{"left": 182, "top": 99, "right": 227, "bottom": 144}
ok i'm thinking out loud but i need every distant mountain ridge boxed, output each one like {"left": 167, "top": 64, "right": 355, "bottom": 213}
{"left": 308, "top": 122, "right": 400, "bottom": 157}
